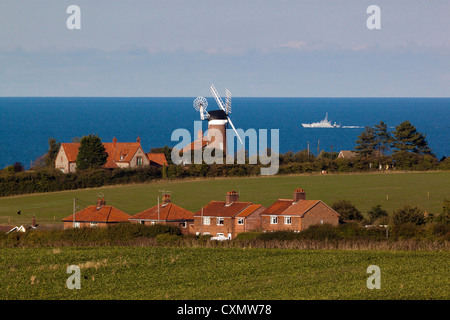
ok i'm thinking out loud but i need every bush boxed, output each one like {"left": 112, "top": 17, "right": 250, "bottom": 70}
{"left": 392, "top": 204, "right": 425, "bottom": 226}
{"left": 234, "top": 232, "right": 263, "bottom": 241}
{"left": 299, "top": 224, "right": 342, "bottom": 240}
{"left": 367, "top": 205, "right": 388, "bottom": 224}
{"left": 332, "top": 200, "right": 363, "bottom": 222}
{"left": 0, "top": 223, "right": 183, "bottom": 247}
{"left": 156, "top": 233, "right": 181, "bottom": 245}
{"left": 258, "top": 231, "right": 301, "bottom": 241}
{"left": 392, "top": 222, "right": 423, "bottom": 239}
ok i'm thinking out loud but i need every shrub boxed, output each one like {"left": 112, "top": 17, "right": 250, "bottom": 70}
{"left": 299, "top": 224, "right": 341, "bottom": 240}
{"left": 367, "top": 205, "right": 389, "bottom": 224}
{"left": 234, "top": 232, "right": 263, "bottom": 241}
{"left": 258, "top": 231, "right": 301, "bottom": 241}
{"left": 332, "top": 200, "right": 363, "bottom": 222}
{"left": 392, "top": 222, "right": 423, "bottom": 239}
{"left": 156, "top": 233, "right": 181, "bottom": 245}
{"left": 392, "top": 204, "right": 425, "bottom": 226}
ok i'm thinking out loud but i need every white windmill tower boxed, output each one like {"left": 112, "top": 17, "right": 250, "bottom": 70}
{"left": 192, "top": 85, "right": 243, "bottom": 155}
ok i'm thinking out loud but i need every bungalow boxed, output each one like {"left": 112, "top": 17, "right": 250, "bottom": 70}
{"left": 128, "top": 194, "right": 194, "bottom": 234}
{"left": 61, "top": 198, "right": 131, "bottom": 229}
{"left": 194, "top": 190, "right": 265, "bottom": 239}
{"left": 55, "top": 136, "right": 166, "bottom": 173}
{"left": 260, "top": 188, "right": 339, "bottom": 232}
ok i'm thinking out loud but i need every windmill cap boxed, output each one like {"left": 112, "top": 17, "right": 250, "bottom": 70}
{"left": 208, "top": 110, "right": 227, "bottom": 120}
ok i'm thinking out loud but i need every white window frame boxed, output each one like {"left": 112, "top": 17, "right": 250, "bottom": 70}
{"left": 237, "top": 218, "right": 244, "bottom": 225}
{"left": 216, "top": 233, "right": 224, "bottom": 237}
{"left": 270, "top": 216, "right": 278, "bottom": 224}
{"left": 217, "top": 217, "right": 224, "bottom": 226}
{"left": 203, "top": 217, "right": 210, "bottom": 225}
{"left": 284, "top": 216, "right": 292, "bottom": 225}
{"left": 74, "top": 222, "right": 80, "bottom": 228}
{"left": 180, "top": 221, "right": 187, "bottom": 228}
{"left": 90, "top": 222, "right": 98, "bottom": 228}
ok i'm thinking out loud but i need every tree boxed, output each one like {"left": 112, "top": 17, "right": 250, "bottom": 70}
{"left": 332, "top": 200, "right": 364, "bottom": 221}
{"left": 391, "top": 204, "right": 425, "bottom": 226}
{"left": 44, "top": 137, "right": 61, "bottom": 168}
{"left": 76, "top": 134, "right": 108, "bottom": 170}
{"left": 373, "top": 121, "right": 391, "bottom": 156}
{"left": 367, "top": 204, "right": 388, "bottom": 224}
{"left": 392, "top": 121, "right": 434, "bottom": 156}
{"left": 354, "top": 126, "right": 377, "bottom": 158}
{"left": 13, "top": 162, "right": 25, "bottom": 172}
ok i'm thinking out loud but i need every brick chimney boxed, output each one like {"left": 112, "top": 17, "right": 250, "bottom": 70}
{"left": 226, "top": 190, "right": 239, "bottom": 205}
{"left": 96, "top": 197, "right": 106, "bottom": 209}
{"left": 162, "top": 194, "right": 171, "bottom": 204}
{"left": 293, "top": 188, "right": 306, "bottom": 202}
{"left": 136, "top": 136, "right": 141, "bottom": 143}
{"left": 32, "top": 215, "right": 36, "bottom": 228}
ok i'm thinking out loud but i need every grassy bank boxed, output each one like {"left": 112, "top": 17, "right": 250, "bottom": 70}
{"left": 0, "top": 171, "right": 449, "bottom": 225}
{"left": 0, "top": 246, "right": 448, "bottom": 300}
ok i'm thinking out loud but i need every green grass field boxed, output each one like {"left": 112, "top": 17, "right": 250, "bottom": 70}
{"left": 0, "top": 247, "right": 448, "bottom": 300}
{"left": 0, "top": 171, "right": 449, "bottom": 225}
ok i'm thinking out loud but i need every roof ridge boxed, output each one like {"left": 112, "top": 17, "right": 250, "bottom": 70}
{"left": 232, "top": 202, "right": 253, "bottom": 217}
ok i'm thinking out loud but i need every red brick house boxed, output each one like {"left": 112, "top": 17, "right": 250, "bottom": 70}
{"left": 61, "top": 198, "right": 131, "bottom": 229}
{"left": 55, "top": 137, "right": 166, "bottom": 173}
{"left": 194, "top": 190, "right": 265, "bottom": 239}
{"left": 260, "top": 188, "right": 339, "bottom": 232}
{"left": 128, "top": 194, "right": 194, "bottom": 234}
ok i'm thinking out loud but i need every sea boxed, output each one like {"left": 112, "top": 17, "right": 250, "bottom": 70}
{"left": 0, "top": 97, "right": 448, "bottom": 169}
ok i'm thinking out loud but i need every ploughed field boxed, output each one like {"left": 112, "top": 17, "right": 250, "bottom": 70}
{"left": 0, "top": 171, "right": 449, "bottom": 226}
{"left": 0, "top": 247, "right": 448, "bottom": 300}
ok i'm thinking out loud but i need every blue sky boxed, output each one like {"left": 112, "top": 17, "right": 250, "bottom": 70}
{"left": 0, "top": 0, "right": 449, "bottom": 97}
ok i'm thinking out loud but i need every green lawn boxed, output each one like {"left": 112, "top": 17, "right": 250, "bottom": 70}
{"left": 0, "top": 171, "right": 449, "bottom": 225}
{"left": 0, "top": 247, "right": 448, "bottom": 300}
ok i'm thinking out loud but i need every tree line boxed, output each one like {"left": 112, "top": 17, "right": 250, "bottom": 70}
{"left": 0, "top": 120, "right": 448, "bottom": 197}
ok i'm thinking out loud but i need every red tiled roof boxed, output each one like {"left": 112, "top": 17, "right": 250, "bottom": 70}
{"left": 281, "top": 200, "right": 321, "bottom": 217}
{"left": 129, "top": 203, "right": 194, "bottom": 221}
{"left": 194, "top": 201, "right": 253, "bottom": 217}
{"left": 146, "top": 153, "right": 168, "bottom": 166}
{"left": 61, "top": 143, "right": 81, "bottom": 162}
{"left": 260, "top": 199, "right": 337, "bottom": 218}
{"left": 61, "top": 205, "right": 131, "bottom": 223}
{"left": 104, "top": 142, "right": 141, "bottom": 164}
{"left": 260, "top": 199, "right": 293, "bottom": 216}
{"left": 181, "top": 137, "right": 209, "bottom": 153}
{"left": 235, "top": 204, "right": 263, "bottom": 218}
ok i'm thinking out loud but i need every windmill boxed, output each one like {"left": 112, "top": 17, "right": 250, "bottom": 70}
{"left": 193, "top": 84, "right": 243, "bottom": 155}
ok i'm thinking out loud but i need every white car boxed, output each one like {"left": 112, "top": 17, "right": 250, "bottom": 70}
{"left": 210, "top": 235, "right": 230, "bottom": 241}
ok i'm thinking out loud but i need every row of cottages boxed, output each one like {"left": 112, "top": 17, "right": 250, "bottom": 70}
{"left": 55, "top": 136, "right": 168, "bottom": 174}
{"left": 62, "top": 195, "right": 194, "bottom": 234}
{"left": 61, "top": 188, "right": 339, "bottom": 239}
